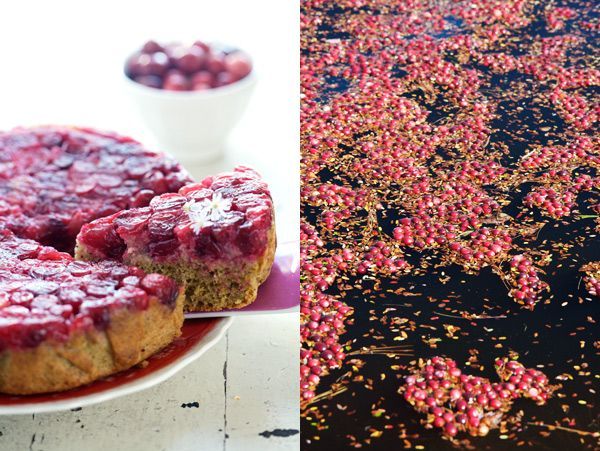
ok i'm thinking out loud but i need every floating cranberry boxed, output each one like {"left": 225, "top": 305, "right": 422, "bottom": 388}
{"left": 581, "top": 262, "right": 600, "bottom": 297}
{"left": 444, "top": 423, "right": 457, "bottom": 437}
{"left": 298, "top": 3, "right": 597, "bottom": 434}
{"left": 399, "top": 356, "right": 558, "bottom": 438}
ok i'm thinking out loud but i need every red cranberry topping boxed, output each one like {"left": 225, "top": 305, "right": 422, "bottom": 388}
{"left": 0, "top": 230, "right": 179, "bottom": 351}
{"left": 77, "top": 166, "right": 273, "bottom": 262}
{"left": 0, "top": 126, "right": 192, "bottom": 252}
{"left": 125, "top": 40, "right": 253, "bottom": 91}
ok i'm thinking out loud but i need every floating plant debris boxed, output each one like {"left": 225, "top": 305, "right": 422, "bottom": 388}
{"left": 301, "top": 0, "right": 599, "bottom": 448}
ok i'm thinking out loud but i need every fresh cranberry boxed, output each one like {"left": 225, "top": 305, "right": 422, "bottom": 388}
{"left": 125, "top": 53, "right": 153, "bottom": 77}
{"left": 191, "top": 71, "right": 214, "bottom": 90}
{"left": 192, "top": 81, "right": 212, "bottom": 91}
{"left": 134, "top": 75, "right": 163, "bottom": 89}
{"left": 163, "top": 72, "right": 189, "bottom": 91}
{"left": 192, "top": 40, "right": 211, "bottom": 53}
{"left": 141, "top": 40, "right": 164, "bottom": 54}
{"left": 213, "top": 71, "right": 235, "bottom": 88}
{"left": 147, "top": 52, "right": 170, "bottom": 76}
{"left": 170, "top": 45, "right": 206, "bottom": 73}
{"left": 224, "top": 51, "right": 252, "bottom": 80}
{"left": 205, "top": 52, "right": 226, "bottom": 74}
{"left": 191, "top": 71, "right": 214, "bottom": 86}
{"left": 127, "top": 40, "right": 252, "bottom": 92}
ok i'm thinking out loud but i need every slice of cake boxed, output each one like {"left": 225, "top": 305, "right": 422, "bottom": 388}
{"left": 0, "top": 126, "right": 192, "bottom": 252}
{"left": 75, "top": 167, "right": 276, "bottom": 312}
{"left": 0, "top": 230, "right": 184, "bottom": 395}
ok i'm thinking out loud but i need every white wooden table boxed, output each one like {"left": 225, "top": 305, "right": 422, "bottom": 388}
{"left": 0, "top": 0, "right": 299, "bottom": 449}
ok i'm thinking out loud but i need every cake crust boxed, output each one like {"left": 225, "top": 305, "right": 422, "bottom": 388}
{"left": 130, "top": 223, "right": 275, "bottom": 311}
{"left": 0, "top": 291, "right": 184, "bottom": 395}
{"left": 75, "top": 222, "right": 276, "bottom": 312}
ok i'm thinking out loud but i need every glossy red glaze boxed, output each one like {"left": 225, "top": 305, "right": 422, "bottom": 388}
{"left": 0, "top": 126, "right": 191, "bottom": 252}
{"left": 0, "top": 230, "right": 179, "bottom": 350}
{"left": 78, "top": 166, "right": 273, "bottom": 262}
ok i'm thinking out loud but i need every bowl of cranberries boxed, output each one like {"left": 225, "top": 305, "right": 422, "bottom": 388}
{"left": 124, "top": 40, "right": 256, "bottom": 161}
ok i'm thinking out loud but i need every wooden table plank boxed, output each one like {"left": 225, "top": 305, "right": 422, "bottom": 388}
{"left": 225, "top": 314, "right": 299, "bottom": 451}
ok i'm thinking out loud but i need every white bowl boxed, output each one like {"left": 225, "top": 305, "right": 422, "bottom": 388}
{"left": 124, "top": 69, "right": 256, "bottom": 162}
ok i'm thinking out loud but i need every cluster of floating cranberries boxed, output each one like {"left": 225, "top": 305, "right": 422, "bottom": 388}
{"left": 300, "top": 289, "right": 350, "bottom": 401}
{"left": 300, "top": 0, "right": 598, "bottom": 414}
{"left": 125, "top": 40, "right": 252, "bottom": 91}
{"left": 400, "top": 357, "right": 557, "bottom": 438}
{"left": 581, "top": 262, "right": 600, "bottom": 297}
{"left": 0, "top": 230, "right": 179, "bottom": 351}
{"left": 300, "top": 222, "right": 353, "bottom": 401}
{"left": 505, "top": 255, "right": 549, "bottom": 309}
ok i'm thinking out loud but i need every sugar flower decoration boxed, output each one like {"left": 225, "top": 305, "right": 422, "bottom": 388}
{"left": 184, "top": 192, "right": 233, "bottom": 234}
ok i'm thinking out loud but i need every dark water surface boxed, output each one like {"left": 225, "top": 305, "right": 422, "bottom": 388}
{"left": 301, "top": 0, "right": 599, "bottom": 449}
